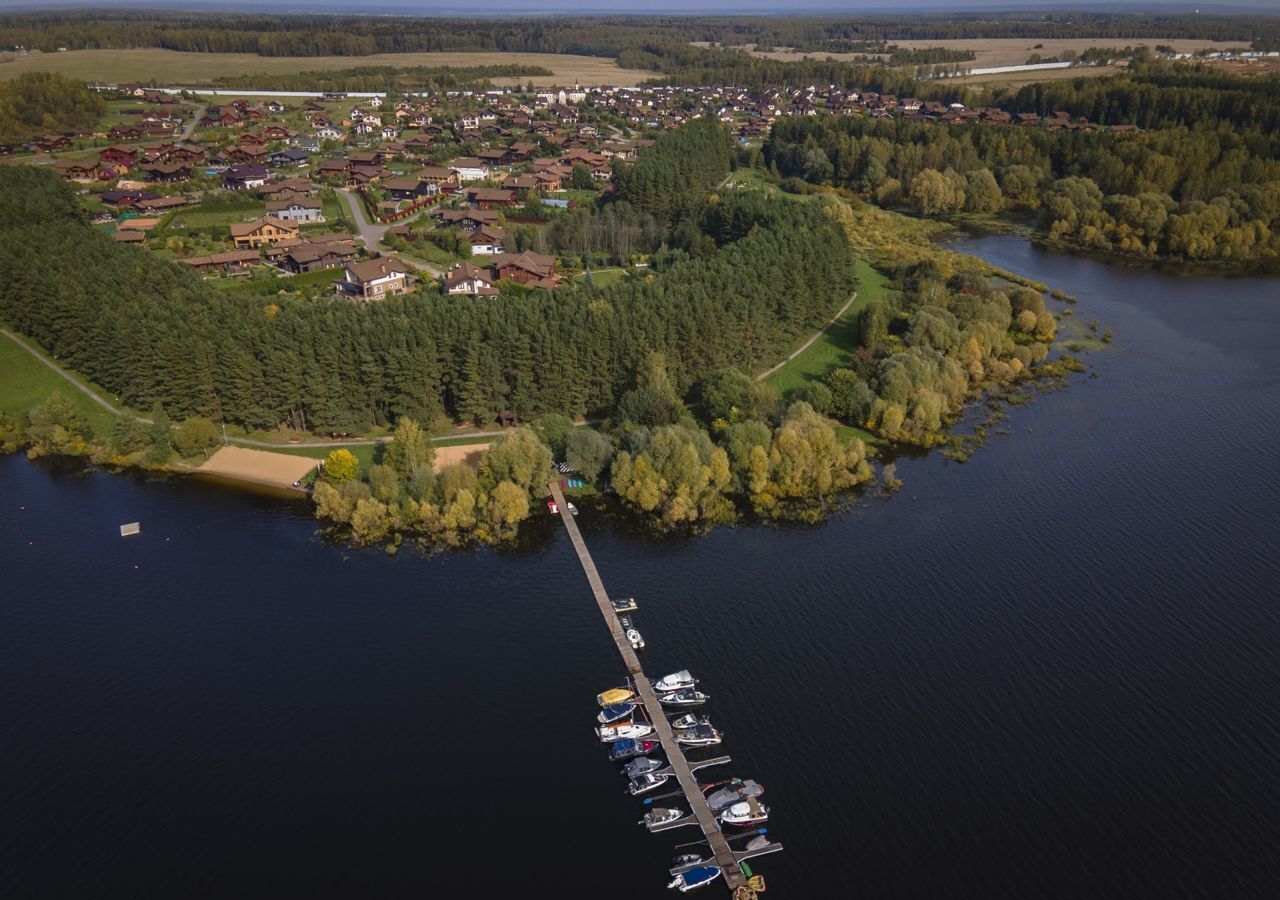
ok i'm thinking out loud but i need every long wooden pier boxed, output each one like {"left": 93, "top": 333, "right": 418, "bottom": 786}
{"left": 548, "top": 481, "right": 749, "bottom": 892}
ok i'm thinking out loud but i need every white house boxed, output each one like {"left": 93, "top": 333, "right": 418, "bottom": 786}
{"left": 265, "top": 197, "right": 325, "bottom": 224}
{"left": 442, "top": 262, "right": 498, "bottom": 297}
{"left": 449, "top": 157, "right": 489, "bottom": 182}
{"left": 316, "top": 125, "right": 342, "bottom": 141}
{"left": 467, "top": 226, "right": 505, "bottom": 256}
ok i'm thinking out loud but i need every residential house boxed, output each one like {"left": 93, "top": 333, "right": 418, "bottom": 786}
{"left": 223, "top": 164, "right": 270, "bottom": 190}
{"left": 230, "top": 216, "right": 300, "bottom": 249}
{"left": 464, "top": 187, "right": 518, "bottom": 209}
{"left": 384, "top": 176, "right": 439, "bottom": 201}
{"left": 266, "top": 197, "right": 325, "bottom": 224}
{"left": 490, "top": 250, "right": 559, "bottom": 288}
{"left": 341, "top": 256, "right": 409, "bottom": 300}
{"left": 279, "top": 239, "right": 359, "bottom": 274}
{"left": 54, "top": 159, "right": 99, "bottom": 181}
{"left": 449, "top": 157, "right": 490, "bottom": 181}
{"left": 417, "top": 165, "right": 460, "bottom": 187}
{"left": 467, "top": 226, "right": 506, "bottom": 255}
{"left": 179, "top": 250, "right": 262, "bottom": 274}
{"left": 270, "top": 148, "right": 311, "bottom": 168}
{"left": 316, "top": 125, "right": 343, "bottom": 141}
{"left": 141, "top": 162, "right": 191, "bottom": 183}
{"left": 442, "top": 261, "right": 499, "bottom": 297}
{"left": 435, "top": 209, "right": 500, "bottom": 230}
{"left": 99, "top": 146, "right": 138, "bottom": 168}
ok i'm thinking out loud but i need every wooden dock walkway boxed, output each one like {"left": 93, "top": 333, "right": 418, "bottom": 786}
{"left": 548, "top": 480, "right": 748, "bottom": 892}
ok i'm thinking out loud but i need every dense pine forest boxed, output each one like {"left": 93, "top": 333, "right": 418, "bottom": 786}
{"left": 0, "top": 72, "right": 104, "bottom": 143}
{"left": 0, "top": 157, "right": 855, "bottom": 434}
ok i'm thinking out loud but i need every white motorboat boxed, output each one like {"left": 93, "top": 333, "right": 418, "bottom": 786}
{"left": 669, "top": 713, "right": 712, "bottom": 731}
{"left": 597, "top": 721, "right": 654, "bottom": 742}
{"left": 703, "top": 779, "right": 764, "bottom": 812}
{"left": 652, "top": 670, "right": 697, "bottom": 693}
{"left": 627, "top": 773, "right": 670, "bottom": 795}
{"left": 658, "top": 688, "right": 709, "bottom": 707}
{"left": 667, "top": 866, "right": 721, "bottom": 892}
{"left": 626, "top": 628, "right": 645, "bottom": 650}
{"left": 717, "top": 797, "right": 769, "bottom": 826}
{"left": 640, "top": 807, "right": 684, "bottom": 828}
{"left": 674, "top": 724, "right": 721, "bottom": 747}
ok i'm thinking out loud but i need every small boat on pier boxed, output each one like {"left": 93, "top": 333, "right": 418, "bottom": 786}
{"left": 658, "top": 688, "right": 709, "bottom": 707}
{"left": 610, "top": 597, "right": 638, "bottom": 613}
{"left": 598, "top": 702, "right": 637, "bottom": 724}
{"left": 703, "top": 779, "right": 764, "bottom": 812}
{"left": 626, "top": 627, "right": 645, "bottom": 650}
{"left": 596, "top": 687, "right": 635, "bottom": 707}
{"left": 640, "top": 807, "right": 684, "bottom": 829}
{"left": 718, "top": 797, "right": 769, "bottom": 826}
{"left": 667, "top": 866, "right": 721, "bottom": 892}
{"left": 627, "top": 773, "right": 671, "bottom": 795}
{"left": 674, "top": 723, "right": 722, "bottom": 747}
{"left": 624, "top": 756, "right": 665, "bottom": 779}
{"left": 669, "top": 713, "right": 712, "bottom": 731}
{"left": 597, "top": 721, "right": 654, "bottom": 742}
{"left": 609, "top": 738, "right": 659, "bottom": 761}
{"left": 653, "top": 670, "right": 697, "bottom": 693}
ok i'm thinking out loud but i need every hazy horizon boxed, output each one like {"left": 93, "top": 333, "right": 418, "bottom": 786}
{"left": 3, "top": 0, "right": 1279, "bottom": 14}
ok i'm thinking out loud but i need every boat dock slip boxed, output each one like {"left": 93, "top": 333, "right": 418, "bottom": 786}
{"left": 548, "top": 480, "right": 751, "bottom": 893}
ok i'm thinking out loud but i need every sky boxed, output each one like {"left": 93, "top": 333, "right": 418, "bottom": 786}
{"left": 6, "top": 0, "right": 1279, "bottom": 12}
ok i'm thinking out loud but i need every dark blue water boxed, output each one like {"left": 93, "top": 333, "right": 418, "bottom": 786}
{"left": 3, "top": 236, "right": 1280, "bottom": 899}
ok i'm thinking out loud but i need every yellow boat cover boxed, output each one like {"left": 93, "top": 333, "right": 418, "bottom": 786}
{"left": 597, "top": 688, "right": 635, "bottom": 707}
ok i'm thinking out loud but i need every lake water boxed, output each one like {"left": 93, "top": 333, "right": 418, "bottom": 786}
{"left": 3, "top": 236, "right": 1279, "bottom": 899}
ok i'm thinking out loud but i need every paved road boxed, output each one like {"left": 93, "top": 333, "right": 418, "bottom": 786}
{"left": 755, "top": 291, "right": 858, "bottom": 382}
{"left": 178, "top": 106, "right": 205, "bottom": 143}
{"left": 336, "top": 189, "right": 443, "bottom": 278}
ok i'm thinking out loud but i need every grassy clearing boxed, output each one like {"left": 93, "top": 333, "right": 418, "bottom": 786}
{"left": 0, "top": 49, "right": 635, "bottom": 87}
{"left": 272, "top": 443, "right": 379, "bottom": 470}
{"left": 765, "top": 258, "right": 889, "bottom": 397}
{"left": 575, "top": 267, "right": 627, "bottom": 287}
{"left": 225, "top": 267, "right": 342, "bottom": 296}
{"left": 0, "top": 331, "right": 120, "bottom": 438}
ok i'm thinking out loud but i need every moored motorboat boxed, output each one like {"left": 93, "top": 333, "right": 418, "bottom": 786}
{"left": 669, "top": 713, "right": 712, "bottom": 731}
{"left": 672, "top": 853, "right": 710, "bottom": 869}
{"left": 623, "top": 756, "right": 664, "bottom": 779}
{"left": 674, "top": 723, "right": 721, "bottom": 747}
{"left": 703, "top": 778, "right": 764, "bottom": 812}
{"left": 717, "top": 797, "right": 769, "bottom": 826}
{"left": 611, "top": 597, "right": 638, "bottom": 613}
{"left": 658, "top": 688, "right": 709, "bottom": 707}
{"left": 667, "top": 866, "right": 721, "bottom": 892}
{"left": 640, "top": 807, "right": 684, "bottom": 828}
{"left": 653, "top": 670, "right": 697, "bottom": 693}
{"left": 597, "top": 702, "right": 636, "bottom": 724}
{"left": 596, "top": 687, "right": 635, "bottom": 707}
{"left": 597, "top": 721, "right": 654, "bottom": 742}
{"left": 627, "top": 772, "right": 670, "bottom": 795}
{"left": 626, "top": 628, "right": 645, "bottom": 649}
{"left": 609, "top": 738, "right": 659, "bottom": 761}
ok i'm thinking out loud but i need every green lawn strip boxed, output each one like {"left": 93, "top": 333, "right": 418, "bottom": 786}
{"left": 225, "top": 267, "right": 342, "bottom": 295}
{"left": 764, "top": 258, "right": 888, "bottom": 397}
{"left": 0, "top": 331, "right": 121, "bottom": 438}
{"left": 835, "top": 423, "right": 885, "bottom": 446}
{"left": 574, "top": 267, "right": 627, "bottom": 287}
{"left": 271, "top": 443, "right": 379, "bottom": 470}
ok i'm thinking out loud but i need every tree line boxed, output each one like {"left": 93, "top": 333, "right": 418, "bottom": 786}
{"left": 0, "top": 72, "right": 104, "bottom": 143}
{"left": 764, "top": 107, "right": 1280, "bottom": 264}
{"left": 208, "top": 64, "right": 553, "bottom": 94}
{"left": 3, "top": 11, "right": 1275, "bottom": 58}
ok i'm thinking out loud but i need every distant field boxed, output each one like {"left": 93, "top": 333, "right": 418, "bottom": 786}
{"left": 892, "top": 38, "right": 1247, "bottom": 69}
{"left": 0, "top": 48, "right": 636, "bottom": 87}
{"left": 701, "top": 38, "right": 1246, "bottom": 68}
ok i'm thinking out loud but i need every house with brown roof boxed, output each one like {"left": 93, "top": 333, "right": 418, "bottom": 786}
{"left": 490, "top": 251, "right": 559, "bottom": 288}
{"left": 230, "top": 216, "right": 300, "bottom": 249}
{"left": 442, "top": 262, "right": 499, "bottom": 297}
{"left": 179, "top": 250, "right": 262, "bottom": 274}
{"left": 54, "top": 159, "right": 99, "bottom": 181}
{"left": 417, "top": 166, "right": 459, "bottom": 187}
{"left": 464, "top": 187, "right": 519, "bottom": 209}
{"left": 341, "top": 256, "right": 410, "bottom": 300}
{"left": 467, "top": 226, "right": 506, "bottom": 255}
{"left": 384, "top": 176, "right": 439, "bottom": 201}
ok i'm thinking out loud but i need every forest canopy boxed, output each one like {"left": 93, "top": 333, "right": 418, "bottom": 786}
{"left": 0, "top": 72, "right": 104, "bottom": 143}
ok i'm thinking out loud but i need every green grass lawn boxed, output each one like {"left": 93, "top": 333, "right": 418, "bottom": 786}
{"left": 225, "top": 267, "right": 342, "bottom": 296}
{"left": 0, "top": 331, "right": 121, "bottom": 438}
{"left": 574, "top": 267, "right": 627, "bottom": 287}
{"left": 163, "top": 200, "right": 264, "bottom": 232}
{"left": 764, "top": 258, "right": 890, "bottom": 397}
